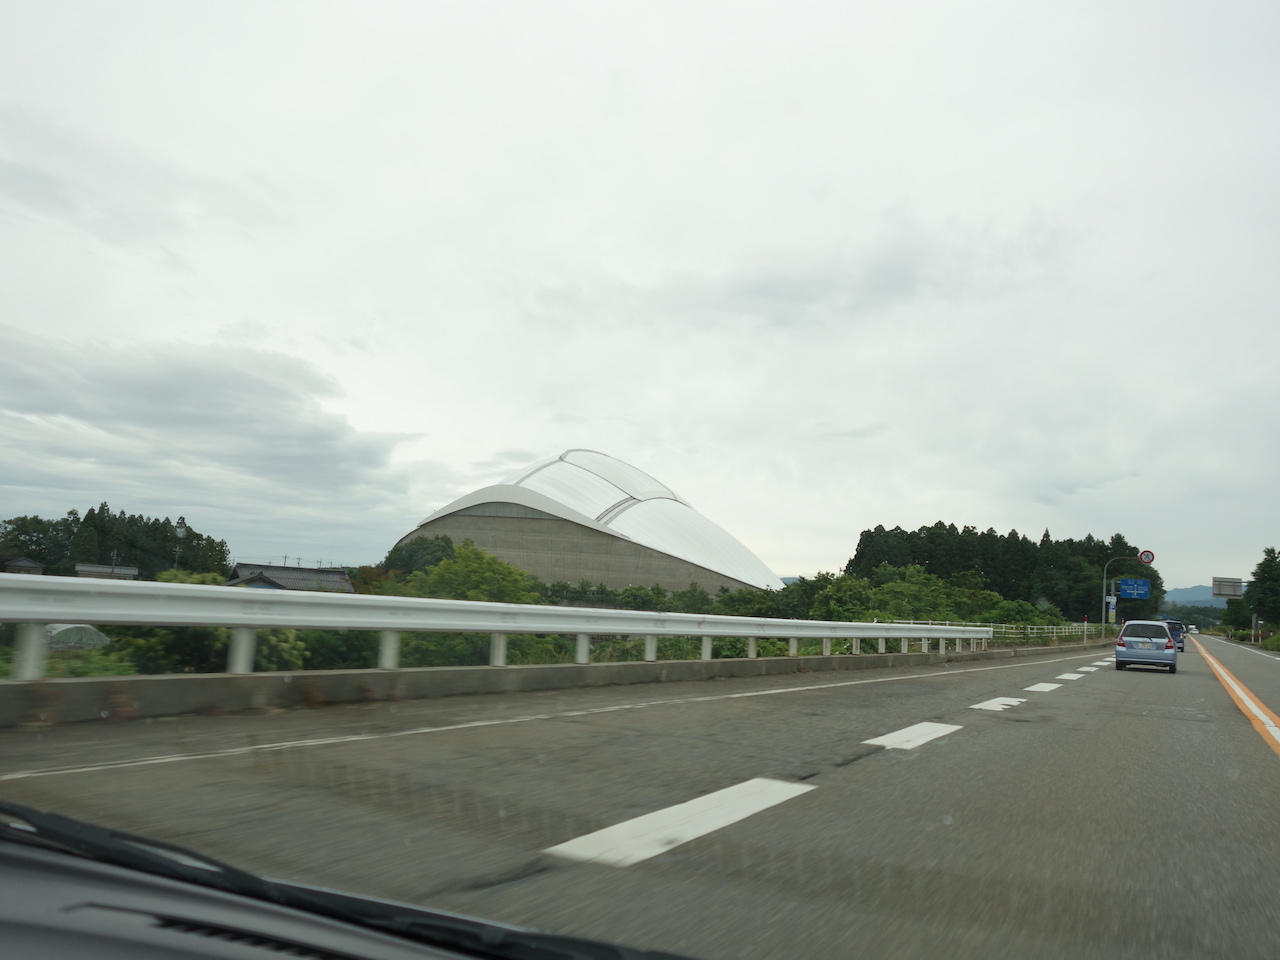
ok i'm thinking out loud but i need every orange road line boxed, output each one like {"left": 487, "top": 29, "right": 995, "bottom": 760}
{"left": 1192, "top": 638, "right": 1280, "bottom": 759}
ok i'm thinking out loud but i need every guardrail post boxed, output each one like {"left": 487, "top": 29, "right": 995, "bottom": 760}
{"left": 747, "top": 638, "right": 758, "bottom": 659}
{"left": 878, "top": 638, "right": 886, "bottom": 654}
{"left": 378, "top": 630, "right": 400, "bottom": 669}
{"left": 576, "top": 633, "right": 591, "bottom": 664}
{"left": 821, "top": 638, "right": 831, "bottom": 657}
{"left": 788, "top": 638, "right": 799, "bottom": 657}
{"left": 13, "top": 623, "right": 47, "bottom": 680}
{"left": 490, "top": 632, "right": 507, "bottom": 667}
{"left": 700, "top": 637, "right": 713, "bottom": 661}
{"left": 939, "top": 638, "right": 947, "bottom": 655}
{"left": 643, "top": 635, "right": 657, "bottom": 662}
{"left": 228, "top": 627, "right": 256, "bottom": 674}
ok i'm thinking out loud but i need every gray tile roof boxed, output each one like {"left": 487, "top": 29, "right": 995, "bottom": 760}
{"left": 226, "top": 563, "right": 355, "bottom": 593}
{"left": 3, "top": 556, "right": 44, "bottom": 572}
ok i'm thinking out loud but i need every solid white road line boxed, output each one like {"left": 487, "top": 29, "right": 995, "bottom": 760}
{"left": 0, "top": 651, "right": 1106, "bottom": 783}
{"left": 863, "top": 721, "right": 962, "bottom": 750}
{"left": 1056, "top": 673, "right": 1085, "bottom": 680}
{"left": 969, "top": 697, "right": 1026, "bottom": 711}
{"left": 1023, "top": 682, "right": 1062, "bottom": 692}
{"left": 1208, "top": 635, "right": 1280, "bottom": 661}
{"left": 1193, "top": 641, "right": 1280, "bottom": 756}
{"left": 544, "top": 778, "right": 815, "bottom": 867}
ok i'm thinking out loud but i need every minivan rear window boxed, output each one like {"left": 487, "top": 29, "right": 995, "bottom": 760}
{"left": 1121, "top": 624, "right": 1171, "bottom": 638}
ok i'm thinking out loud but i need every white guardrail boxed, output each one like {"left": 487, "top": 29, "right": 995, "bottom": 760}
{"left": 879, "top": 619, "right": 1092, "bottom": 640}
{"left": 1, "top": 576, "right": 993, "bottom": 681}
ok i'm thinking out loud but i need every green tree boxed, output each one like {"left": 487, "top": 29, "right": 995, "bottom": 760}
{"left": 157, "top": 568, "right": 226, "bottom": 585}
{"left": 1246, "top": 547, "right": 1280, "bottom": 624}
{"left": 0, "top": 511, "right": 80, "bottom": 574}
{"left": 671, "top": 582, "right": 715, "bottom": 613}
{"left": 403, "top": 541, "right": 542, "bottom": 603}
{"left": 1223, "top": 598, "right": 1253, "bottom": 632}
{"left": 809, "top": 576, "right": 873, "bottom": 621}
{"left": 978, "top": 599, "right": 1066, "bottom": 625}
{"left": 381, "top": 535, "right": 455, "bottom": 576}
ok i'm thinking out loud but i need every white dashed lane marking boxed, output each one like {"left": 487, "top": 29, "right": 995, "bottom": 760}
{"left": 1056, "top": 673, "right": 1085, "bottom": 680}
{"left": 1024, "top": 682, "right": 1062, "bottom": 692}
{"left": 863, "top": 721, "right": 963, "bottom": 750}
{"left": 970, "top": 697, "right": 1027, "bottom": 711}
{"left": 545, "top": 778, "right": 815, "bottom": 868}
{"left": 1092, "top": 661, "right": 1110, "bottom": 666}
{"left": 1077, "top": 667, "right": 1099, "bottom": 672}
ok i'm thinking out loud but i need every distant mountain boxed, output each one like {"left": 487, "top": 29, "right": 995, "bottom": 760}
{"left": 1165, "top": 585, "right": 1227, "bottom": 608}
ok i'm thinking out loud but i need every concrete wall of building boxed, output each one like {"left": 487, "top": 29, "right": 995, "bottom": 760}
{"left": 398, "top": 515, "right": 758, "bottom": 593}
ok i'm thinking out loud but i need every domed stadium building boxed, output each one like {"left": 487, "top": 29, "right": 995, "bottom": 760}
{"left": 395, "top": 450, "right": 783, "bottom": 593}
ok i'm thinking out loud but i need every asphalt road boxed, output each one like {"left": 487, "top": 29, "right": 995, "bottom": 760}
{"left": 4, "top": 638, "right": 1280, "bottom": 960}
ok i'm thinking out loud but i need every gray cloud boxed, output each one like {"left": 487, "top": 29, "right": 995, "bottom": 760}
{"left": 0, "top": 105, "right": 287, "bottom": 250}
{"left": 0, "top": 329, "right": 436, "bottom": 564}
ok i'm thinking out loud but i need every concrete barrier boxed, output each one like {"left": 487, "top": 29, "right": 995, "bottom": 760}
{"left": 0, "top": 640, "right": 1114, "bottom": 728}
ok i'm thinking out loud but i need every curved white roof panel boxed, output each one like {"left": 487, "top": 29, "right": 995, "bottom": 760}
{"left": 430, "top": 450, "right": 783, "bottom": 590}
{"left": 609, "top": 498, "right": 783, "bottom": 591}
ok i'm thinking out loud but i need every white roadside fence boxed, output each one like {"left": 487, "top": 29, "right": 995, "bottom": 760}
{"left": 0, "top": 577, "right": 997, "bottom": 681}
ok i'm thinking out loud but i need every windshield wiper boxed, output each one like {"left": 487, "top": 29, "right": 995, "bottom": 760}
{"left": 0, "top": 799, "right": 287, "bottom": 901}
{"left": 0, "top": 801, "right": 691, "bottom": 960}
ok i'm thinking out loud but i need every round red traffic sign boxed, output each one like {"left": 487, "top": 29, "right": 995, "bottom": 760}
{"left": 1138, "top": 550, "right": 1155, "bottom": 564}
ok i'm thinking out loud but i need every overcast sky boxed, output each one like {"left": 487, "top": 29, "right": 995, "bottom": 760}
{"left": 2, "top": 1, "right": 1277, "bottom": 589}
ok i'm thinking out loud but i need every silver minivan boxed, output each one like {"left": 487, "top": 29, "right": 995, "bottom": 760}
{"left": 1116, "top": 620, "right": 1178, "bottom": 673}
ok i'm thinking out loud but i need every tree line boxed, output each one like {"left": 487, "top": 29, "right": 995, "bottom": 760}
{"left": 351, "top": 534, "right": 1068, "bottom": 624}
{"left": 0, "top": 505, "right": 230, "bottom": 580}
{"left": 846, "top": 522, "right": 1166, "bottom": 622}
{"left": 1222, "top": 547, "right": 1280, "bottom": 646}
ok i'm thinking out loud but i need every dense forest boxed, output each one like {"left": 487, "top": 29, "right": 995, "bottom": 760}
{"left": 846, "top": 523, "right": 1165, "bottom": 622}
{"left": 0, "top": 505, "right": 230, "bottom": 580}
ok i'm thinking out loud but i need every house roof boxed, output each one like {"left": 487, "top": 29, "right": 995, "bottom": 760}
{"left": 226, "top": 563, "right": 355, "bottom": 593}
{"left": 3, "top": 556, "right": 44, "bottom": 571}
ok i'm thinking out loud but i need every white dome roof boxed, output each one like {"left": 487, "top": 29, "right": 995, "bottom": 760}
{"left": 424, "top": 449, "right": 783, "bottom": 590}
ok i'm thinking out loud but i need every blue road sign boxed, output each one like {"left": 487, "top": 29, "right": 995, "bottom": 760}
{"left": 1118, "top": 578, "right": 1150, "bottom": 599}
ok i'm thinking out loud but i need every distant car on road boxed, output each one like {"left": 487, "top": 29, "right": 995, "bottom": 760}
{"left": 1163, "top": 619, "right": 1188, "bottom": 651}
{"left": 1116, "top": 620, "right": 1178, "bottom": 673}
{"left": 1188, "top": 624, "right": 1200, "bottom": 635}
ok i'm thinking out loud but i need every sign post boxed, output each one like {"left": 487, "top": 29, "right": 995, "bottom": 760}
{"left": 1102, "top": 550, "right": 1154, "bottom": 635}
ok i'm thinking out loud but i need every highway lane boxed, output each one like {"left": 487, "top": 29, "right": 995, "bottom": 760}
{"left": 4, "top": 642, "right": 1280, "bottom": 959}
